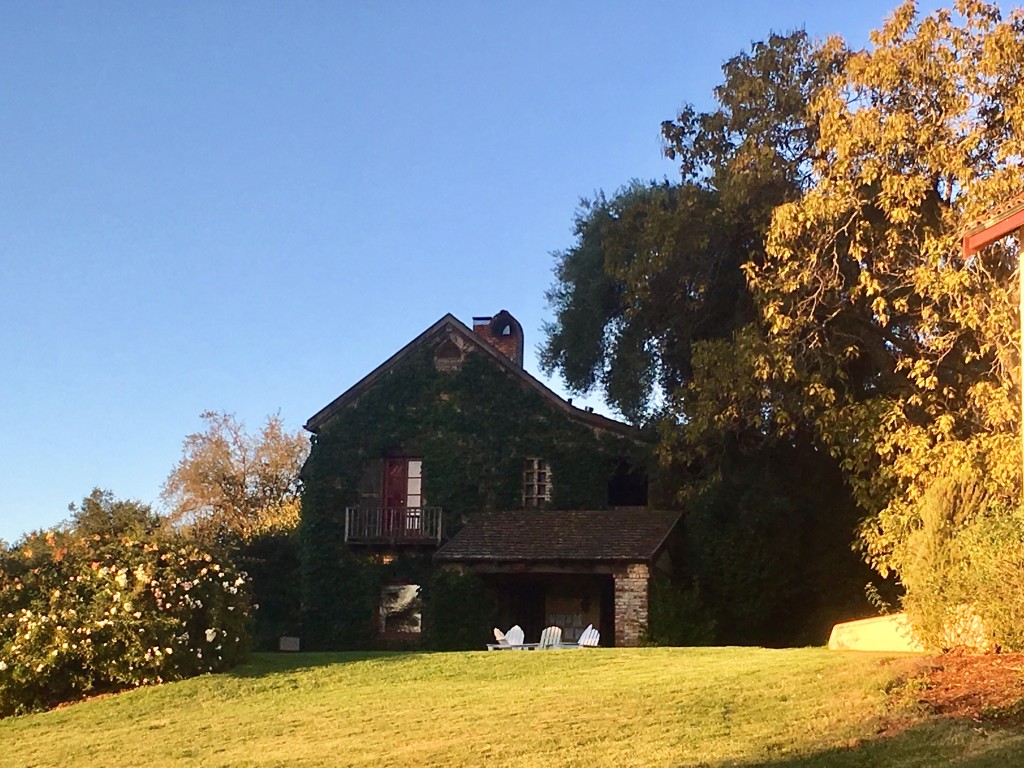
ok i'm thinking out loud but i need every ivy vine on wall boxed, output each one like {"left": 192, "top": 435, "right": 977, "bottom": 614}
{"left": 300, "top": 347, "right": 652, "bottom": 649}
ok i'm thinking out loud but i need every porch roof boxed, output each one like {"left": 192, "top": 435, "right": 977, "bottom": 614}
{"left": 434, "top": 509, "right": 681, "bottom": 564}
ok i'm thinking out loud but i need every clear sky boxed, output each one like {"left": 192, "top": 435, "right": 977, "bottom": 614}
{"left": 0, "top": 1, "right": 951, "bottom": 543}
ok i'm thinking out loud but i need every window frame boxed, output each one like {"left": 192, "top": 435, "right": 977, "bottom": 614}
{"left": 523, "top": 457, "right": 552, "bottom": 508}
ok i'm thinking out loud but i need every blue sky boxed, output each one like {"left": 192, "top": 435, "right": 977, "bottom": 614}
{"left": 0, "top": 1, "right": 949, "bottom": 542}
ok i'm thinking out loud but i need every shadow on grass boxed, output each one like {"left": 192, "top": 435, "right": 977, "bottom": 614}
{"left": 226, "top": 650, "right": 442, "bottom": 678}
{"left": 724, "top": 718, "right": 1024, "bottom": 768}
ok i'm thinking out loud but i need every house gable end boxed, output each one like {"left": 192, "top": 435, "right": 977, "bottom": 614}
{"left": 305, "top": 313, "right": 641, "bottom": 440}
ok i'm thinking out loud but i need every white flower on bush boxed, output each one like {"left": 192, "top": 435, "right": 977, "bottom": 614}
{"left": 205, "top": 628, "right": 217, "bottom": 643}
{"left": 0, "top": 661, "right": 7, "bottom": 671}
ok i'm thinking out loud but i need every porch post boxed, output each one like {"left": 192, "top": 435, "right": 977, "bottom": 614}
{"left": 613, "top": 563, "right": 650, "bottom": 647}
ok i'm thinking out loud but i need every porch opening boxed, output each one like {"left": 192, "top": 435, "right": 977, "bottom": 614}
{"left": 481, "top": 573, "right": 615, "bottom": 647}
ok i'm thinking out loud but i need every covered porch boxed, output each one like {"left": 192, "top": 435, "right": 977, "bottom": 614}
{"left": 434, "top": 509, "right": 680, "bottom": 647}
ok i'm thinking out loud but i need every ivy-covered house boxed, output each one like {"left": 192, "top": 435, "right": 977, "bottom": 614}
{"left": 299, "top": 310, "right": 678, "bottom": 649}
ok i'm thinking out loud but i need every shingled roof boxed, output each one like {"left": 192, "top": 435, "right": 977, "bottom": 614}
{"left": 434, "top": 509, "right": 681, "bottom": 563}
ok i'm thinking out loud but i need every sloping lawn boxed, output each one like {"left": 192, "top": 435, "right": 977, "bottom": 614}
{"left": 1, "top": 647, "right": 1022, "bottom": 767}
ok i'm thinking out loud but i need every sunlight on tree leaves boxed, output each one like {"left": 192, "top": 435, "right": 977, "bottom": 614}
{"left": 162, "top": 411, "right": 308, "bottom": 545}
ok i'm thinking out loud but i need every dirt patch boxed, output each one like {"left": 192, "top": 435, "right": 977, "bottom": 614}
{"left": 899, "top": 653, "right": 1024, "bottom": 725}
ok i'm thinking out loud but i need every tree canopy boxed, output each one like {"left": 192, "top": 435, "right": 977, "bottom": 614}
{"left": 542, "top": 1, "right": 1024, "bottom": 618}
{"left": 67, "top": 488, "right": 164, "bottom": 540}
{"left": 162, "top": 411, "right": 308, "bottom": 545}
{"left": 542, "top": 28, "right": 843, "bottom": 469}
{"left": 754, "top": 0, "right": 1024, "bottom": 575}
{"left": 542, "top": 29, "right": 877, "bottom": 642}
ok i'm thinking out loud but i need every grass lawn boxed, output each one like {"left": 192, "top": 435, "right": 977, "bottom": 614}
{"left": 2, "top": 647, "right": 1023, "bottom": 767}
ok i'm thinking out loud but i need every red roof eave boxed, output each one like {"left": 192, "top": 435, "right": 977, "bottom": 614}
{"left": 962, "top": 201, "right": 1024, "bottom": 257}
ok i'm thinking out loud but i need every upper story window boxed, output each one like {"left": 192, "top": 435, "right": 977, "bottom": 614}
{"left": 608, "top": 460, "right": 649, "bottom": 507}
{"left": 384, "top": 457, "right": 423, "bottom": 509}
{"left": 523, "top": 458, "right": 552, "bottom": 508}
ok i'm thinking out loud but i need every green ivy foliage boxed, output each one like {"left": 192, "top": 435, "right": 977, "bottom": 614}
{"left": 642, "top": 571, "right": 716, "bottom": 647}
{"left": 679, "top": 443, "right": 874, "bottom": 647}
{"left": 900, "top": 471, "right": 1024, "bottom": 653}
{"left": 300, "top": 349, "right": 651, "bottom": 649}
{"left": 420, "top": 567, "right": 497, "bottom": 651}
{"left": 235, "top": 531, "right": 301, "bottom": 651}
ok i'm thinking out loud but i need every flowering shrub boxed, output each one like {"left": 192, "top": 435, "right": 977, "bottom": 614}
{"left": 0, "top": 528, "right": 251, "bottom": 716}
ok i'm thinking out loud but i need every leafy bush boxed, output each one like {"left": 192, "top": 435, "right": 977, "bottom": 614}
{"left": 681, "top": 444, "right": 873, "bottom": 646}
{"left": 643, "top": 571, "right": 716, "bottom": 646}
{"left": 901, "top": 471, "right": 1024, "bottom": 652}
{"left": 0, "top": 496, "right": 251, "bottom": 716}
{"left": 235, "top": 531, "right": 301, "bottom": 650}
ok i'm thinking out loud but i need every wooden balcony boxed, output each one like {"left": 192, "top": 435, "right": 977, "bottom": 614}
{"left": 344, "top": 506, "right": 443, "bottom": 546}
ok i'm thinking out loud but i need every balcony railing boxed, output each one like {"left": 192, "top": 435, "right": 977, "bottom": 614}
{"left": 344, "top": 506, "right": 443, "bottom": 545}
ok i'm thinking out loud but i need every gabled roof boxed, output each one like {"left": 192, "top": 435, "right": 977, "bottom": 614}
{"left": 434, "top": 509, "right": 681, "bottom": 563}
{"left": 304, "top": 313, "right": 638, "bottom": 438}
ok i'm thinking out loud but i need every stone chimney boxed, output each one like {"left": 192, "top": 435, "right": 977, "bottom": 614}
{"left": 471, "top": 310, "right": 524, "bottom": 367}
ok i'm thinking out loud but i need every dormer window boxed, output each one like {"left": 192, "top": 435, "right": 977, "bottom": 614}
{"left": 523, "top": 458, "right": 552, "bottom": 508}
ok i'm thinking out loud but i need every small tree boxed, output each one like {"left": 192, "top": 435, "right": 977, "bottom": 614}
{"left": 68, "top": 488, "right": 165, "bottom": 539}
{"left": 162, "top": 411, "right": 308, "bottom": 544}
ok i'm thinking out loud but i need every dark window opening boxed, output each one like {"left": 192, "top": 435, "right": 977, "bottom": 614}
{"left": 379, "top": 583, "right": 421, "bottom": 634}
{"left": 435, "top": 339, "right": 461, "bottom": 359}
{"left": 608, "top": 461, "right": 648, "bottom": 507}
{"left": 434, "top": 339, "right": 464, "bottom": 372}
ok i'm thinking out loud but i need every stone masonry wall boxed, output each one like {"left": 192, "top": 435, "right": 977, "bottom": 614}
{"left": 613, "top": 562, "right": 650, "bottom": 647}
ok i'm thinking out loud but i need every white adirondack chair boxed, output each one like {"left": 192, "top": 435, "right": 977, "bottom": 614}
{"left": 578, "top": 625, "right": 600, "bottom": 647}
{"left": 537, "top": 625, "right": 562, "bottom": 649}
{"left": 561, "top": 624, "right": 600, "bottom": 648}
{"left": 486, "top": 624, "right": 537, "bottom": 651}
{"left": 505, "top": 624, "right": 525, "bottom": 648}
{"left": 486, "top": 627, "right": 511, "bottom": 650}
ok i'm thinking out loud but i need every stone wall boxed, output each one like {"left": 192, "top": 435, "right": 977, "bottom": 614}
{"left": 613, "top": 562, "right": 649, "bottom": 647}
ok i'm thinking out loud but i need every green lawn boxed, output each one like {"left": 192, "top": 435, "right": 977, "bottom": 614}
{"left": 1, "top": 648, "right": 1022, "bottom": 767}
